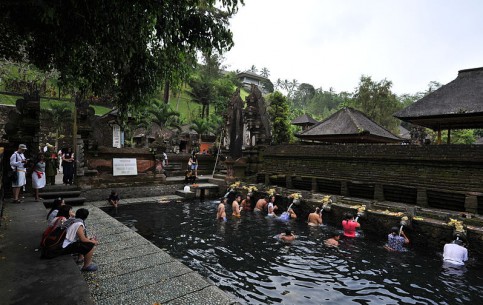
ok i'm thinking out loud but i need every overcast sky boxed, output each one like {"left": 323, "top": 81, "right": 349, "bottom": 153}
{"left": 223, "top": 0, "right": 483, "bottom": 95}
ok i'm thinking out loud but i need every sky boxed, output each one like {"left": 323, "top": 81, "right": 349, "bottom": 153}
{"left": 223, "top": 0, "right": 483, "bottom": 95}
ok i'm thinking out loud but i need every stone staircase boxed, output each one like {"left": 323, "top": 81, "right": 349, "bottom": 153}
{"left": 40, "top": 185, "right": 86, "bottom": 208}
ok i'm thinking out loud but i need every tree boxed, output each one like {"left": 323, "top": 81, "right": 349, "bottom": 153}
{"left": 191, "top": 118, "right": 213, "bottom": 144}
{"left": 261, "top": 79, "right": 274, "bottom": 93}
{"left": 41, "top": 103, "right": 72, "bottom": 150}
{"left": 260, "top": 67, "right": 270, "bottom": 78}
{"left": 249, "top": 65, "right": 258, "bottom": 73}
{"left": 351, "top": 76, "right": 402, "bottom": 133}
{"left": 293, "top": 83, "right": 315, "bottom": 110}
{"left": 268, "top": 91, "right": 292, "bottom": 144}
{"left": 0, "top": 0, "right": 244, "bottom": 119}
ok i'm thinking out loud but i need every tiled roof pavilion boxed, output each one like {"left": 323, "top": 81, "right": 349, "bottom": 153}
{"left": 296, "top": 107, "right": 401, "bottom": 143}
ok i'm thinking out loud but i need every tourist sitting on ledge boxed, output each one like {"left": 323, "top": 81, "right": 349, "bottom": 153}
{"left": 62, "top": 208, "right": 99, "bottom": 272}
{"left": 324, "top": 232, "right": 341, "bottom": 247}
{"left": 307, "top": 207, "right": 323, "bottom": 226}
{"left": 342, "top": 213, "right": 360, "bottom": 238}
{"left": 46, "top": 197, "right": 65, "bottom": 225}
{"left": 108, "top": 190, "right": 120, "bottom": 208}
{"left": 279, "top": 229, "right": 296, "bottom": 242}
{"left": 443, "top": 239, "right": 468, "bottom": 266}
{"left": 384, "top": 227, "right": 409, "bottom": 252}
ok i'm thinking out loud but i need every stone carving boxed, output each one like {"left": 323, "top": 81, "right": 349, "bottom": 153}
{"left": 225, "top": 88, "right": 244, "bottom": 159}
{"left": 244, "top": 84, "right": 271, "bottom": 146}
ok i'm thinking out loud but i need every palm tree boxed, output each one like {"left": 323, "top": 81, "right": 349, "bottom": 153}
{"left": 42, "top": 103, "right": 72, "bottom": 150}
{"left": 146, "top": 102, "right": 181, "bottom": 146}
{"left": 191, "top": 118, "right": 213, "bottom": 144}
{"left": 249, "top": 65, "right": 258, "bottom": 73}
{"left": 260, "top": 67, "right": 270, "bottom": 78}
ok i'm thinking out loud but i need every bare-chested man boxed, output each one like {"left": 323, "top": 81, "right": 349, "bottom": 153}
{"left": 307, "top": 207, "right": 323, "bottom": 226}
{"left": 216, "top": 198, "right": 227, "bottom": 222}
{"left": 232, "top": 194, "right": 242, "bottom": 217}
{"left": 254, "top": 197, "right": 268, "bottom": 212}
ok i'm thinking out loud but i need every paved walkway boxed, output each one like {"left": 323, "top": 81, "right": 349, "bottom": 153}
{"left": 0, "top": 197, "right": 94, "bottom": 305}
{"left": 0, "top": 185, "right": 238, "bottom": 305}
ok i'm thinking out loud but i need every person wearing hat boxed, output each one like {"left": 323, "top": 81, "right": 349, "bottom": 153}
{"left": 443, "top": 239, "right": 468, "bottom": 266}
{"left": 10, "top": 144, "right": 28, "bottom": 203}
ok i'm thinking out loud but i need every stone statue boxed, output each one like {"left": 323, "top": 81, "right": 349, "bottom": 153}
{"left": 244, "top": 84, "right": 271, "bottom": 146}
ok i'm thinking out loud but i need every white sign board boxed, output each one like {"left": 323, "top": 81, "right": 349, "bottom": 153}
{"left": 112, "top": 124, "right": 121, "bottom": 148}
{"left": 113, "top": 158, "right": 138, "bottom": 176}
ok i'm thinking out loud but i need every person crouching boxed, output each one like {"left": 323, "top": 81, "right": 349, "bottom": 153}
{"left": 61, "top": 208, "right": 99, "bottom": 271}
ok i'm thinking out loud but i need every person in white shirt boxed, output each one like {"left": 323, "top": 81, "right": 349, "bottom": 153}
{"left": 443, "top": 239, "right": 468, "bottom": 266}
{"left": 10, "top": 144, "right": 28, "bottom": 203}
{"left": 62, "top": 208, "right": 99, "bottom": 271}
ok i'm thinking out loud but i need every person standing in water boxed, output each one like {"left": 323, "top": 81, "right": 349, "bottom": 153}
{"left": 443, "top": 239, "right": 468, "bottom": 266}
{"left": 241, "top": 194, "right": 252, "bottom": 212}
{"left": 267, "top": 196, "right": 278, "bottom": 217}
{"left": 279, "top": 229, "right": 296, "bottom": 242}
{"left": 232, "top": 194, "right": 242, "bottom": 218}
{"left": 385, "top": 227, "right": 409, "bottom": 252}
{"left": 254, "top": 197, "right": 268, "bottom": 212}
{"left": 342, "top": 213, "right": 360, "bottom": 238}
{"left": 324, "top": 232, "right": 341, "bottom": 247}
{"left": 307, "top": 207, "right": 323, "bottom": 226}
{"left": 216, "top": 198, "right": 227, "bottom": 222}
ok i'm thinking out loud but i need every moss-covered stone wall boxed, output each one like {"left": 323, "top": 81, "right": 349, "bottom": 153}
{"left": 259, "top": 144, "right": 483, "bottom": 214}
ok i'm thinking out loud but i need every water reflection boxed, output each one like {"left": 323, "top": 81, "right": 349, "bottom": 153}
{"left": 107, "top": 200, "right": 482, "bottom": 305}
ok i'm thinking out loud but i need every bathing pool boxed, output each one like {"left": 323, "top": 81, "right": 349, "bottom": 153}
{"left": 104, "top": 200, "right": 482, "bottom": 305}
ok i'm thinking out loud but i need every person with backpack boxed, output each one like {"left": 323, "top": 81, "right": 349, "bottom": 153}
{"left": 40, "top": 205, "right": 74, "bottom": 258}
{"left": 61, "top": 208, "right": 99, "bottom": 272}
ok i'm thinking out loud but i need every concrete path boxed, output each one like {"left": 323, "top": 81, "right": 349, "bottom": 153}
{"left": 0, "top": 197, "right": 94, "bottom": 305}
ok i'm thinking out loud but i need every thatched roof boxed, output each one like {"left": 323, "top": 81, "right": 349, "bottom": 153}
{"left": 395, "top": 67, "right": 483, "bottom": 130}
{"left": 291, "top": 114, "right": 318, "bottom": 126}
{"left": 296, "top": 107, "right": 401, "bottom": 143}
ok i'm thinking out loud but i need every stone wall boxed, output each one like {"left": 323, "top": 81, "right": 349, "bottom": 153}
{"left": 259, "top": 144, "right": 483, "bottom": 214}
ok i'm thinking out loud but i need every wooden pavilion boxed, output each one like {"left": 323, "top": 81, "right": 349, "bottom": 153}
{"left": 296, "top": 107, "right": 401, "bottom": 143}
{"left": 395, "top": 67, "right": 483, "bottom": 144}
{"left": 291, "top": 114, "right": 318, "bottom": 131}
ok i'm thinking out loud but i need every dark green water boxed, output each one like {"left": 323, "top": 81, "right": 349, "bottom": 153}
{"left": 105, "top": 200, "right": 482, "bottom": 305}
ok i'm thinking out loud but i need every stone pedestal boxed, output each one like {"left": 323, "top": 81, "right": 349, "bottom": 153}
{"left": 417, "top": 188, "right": 428, "bottom": 207}
{"left": 374, "top": 184, "right": 384, "bottom": 201}
{"left": 341, "top": 181, "right": 349, "bottom": 196}
{"left": 465, "top": 194, "right": 479, "bottom": 214}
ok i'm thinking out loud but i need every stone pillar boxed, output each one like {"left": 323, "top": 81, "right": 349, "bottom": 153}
{"left": 311, "top": 177, "right": 318, "bottom": 193}
{"left": 286, "top": 175, "right": 293, "bottom": 189}
{"left": 374, "top": 184, "right": 384, "bottom": 201}
{"left": 417, "top": 188, "right": 428, "bottom": 207}
{"left": 341, "top": 181, "right": 349, "bottom": 196}
{"left": 465, "top": 194, "right": 479, "bottom": 214}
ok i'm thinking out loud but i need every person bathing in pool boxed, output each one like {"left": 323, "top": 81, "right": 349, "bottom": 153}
{"left": 216, "top": 198, "right": 227, "bottom": 222}
{"left": 279, "top": 229, "right": 296, "bottom": 242}
{"left": 307, "top": 207, "right": 323, "bottom": 226}
{"left": 232, "top": 194, "right": 242, "bottom": 218}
